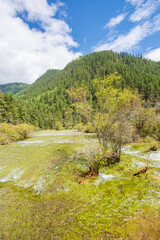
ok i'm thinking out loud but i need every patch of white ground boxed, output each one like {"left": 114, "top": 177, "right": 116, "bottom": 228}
{"left": 0, "top": 168, "right": 24, "bottom": 183}
{"left": 123, "top": 146, "right": 160, "bottom": 167}
{"left": 95, "top": 173, "right": 116, "bottom": 184}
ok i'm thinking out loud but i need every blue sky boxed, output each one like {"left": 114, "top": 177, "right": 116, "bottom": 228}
{"left": 59, "top": 0, "right": 126, "bottom": 54}
{"left": 61, "top": 0, "right": 160, "bottom": 55}
{"left": 0, "top": 0, "right": 160, "bottom": 84}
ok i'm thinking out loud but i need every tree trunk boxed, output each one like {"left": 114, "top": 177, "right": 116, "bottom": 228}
{"left": 118, "top": 143, "right": 122, "bottom": 160}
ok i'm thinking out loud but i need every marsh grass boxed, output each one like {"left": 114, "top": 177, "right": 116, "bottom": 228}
{"left": 0, "top": 130, "right": 159, "bottom": 239}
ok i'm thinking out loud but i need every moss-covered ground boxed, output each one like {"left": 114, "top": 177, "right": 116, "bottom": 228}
{"left": 0, "top": 130, "right": 159, "bottom": 239}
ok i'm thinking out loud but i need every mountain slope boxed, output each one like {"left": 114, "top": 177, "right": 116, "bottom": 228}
{"left": 15, "top": 51, "right": 160, "bottom": 129}
{"left": 17, "top": 69, "right": 60, "bottom": 99}
{"left": 0, "top": 82, "right": 29, "bottom": 94}
{"left": 18, "top": 51, "right": 160, "bottom": 101}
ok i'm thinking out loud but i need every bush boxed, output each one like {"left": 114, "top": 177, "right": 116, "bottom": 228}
{"left": 83, "top": 122, "right": 94, "bottom": 133}
{"left": 54, "top": 121, "right": 63, "bottom": 130}
{"left": 143, "top": 136, "right": 155, "bottom": 143}
{"left": 0, "top": 123, "right": 35, "bottom": 145}
{"left": 74, "top": 122, "right": 94, "bottom": 133}
{"left": 74, "top": 123, "right": 85, "bottom": 132}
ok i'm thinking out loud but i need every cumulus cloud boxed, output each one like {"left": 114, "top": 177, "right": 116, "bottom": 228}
{"left": 0, "top": 0, "right": 81, "bottom": 84}
{"left": 94, "top": 14, "right": 160, "bottom": 53}
{"left": 144, "top": 47, "right": 160, "bottom": 61}
{"left": 129, "top": 0, "right": 160, "bottom": 22}
{"left": 104, "top": 13, "right": 127, "bottom": 29}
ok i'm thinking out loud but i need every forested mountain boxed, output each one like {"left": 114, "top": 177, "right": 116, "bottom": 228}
{"left": 0, "top": 82, "right": 28, "bottom": 94}
{"left": 17, "top": 69, "right": 60, "bottom": 99}
{"left": 1, "top": 51, "right": 160, "bottom": 129}
{"left": 18, "top": 51, "right": 160, "bottom": 101}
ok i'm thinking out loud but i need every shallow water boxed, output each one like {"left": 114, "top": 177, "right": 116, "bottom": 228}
{"left": 150, "top": 151, "right": 160, "bottom": 161}
{"left": 0, "top": 133, "right": 159, "bottom": 192}
{"left": 33, "top": 130, "right": 88, "bottom": 137}
{"left": 0, "top": 130, "right": 159, "bottom": 239}
{"left": 0, "top": 130, "right": 97, "bottom": 193}
{"left": 15, "top": 130, "right": 95, "bottom": 147}
{"left": 123, "top": 145, "right": 160, "bottom": 167}
{"left": 95, "top": 173, "right": 115, "bottom": 184}
{"left": 0, "top": 168, "right": 24, "bottom": 183}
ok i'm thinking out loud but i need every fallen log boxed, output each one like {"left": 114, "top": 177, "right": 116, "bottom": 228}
{"left": 149, "top": 146, "right": 158, "bottom": 151}
{"left": 133, "top": 166, "right": 151, "bottom": 176}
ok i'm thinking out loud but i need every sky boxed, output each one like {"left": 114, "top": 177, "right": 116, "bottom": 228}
{"left": 0, "top": 0, "right": 160, "bottom": 84}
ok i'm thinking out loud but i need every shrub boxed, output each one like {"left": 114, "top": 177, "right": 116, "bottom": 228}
{"left": 74, "top": 123, "right": 85, "bottom": 132}
{"left": 74, "top": 122, "right": 94, "bottom": 133}
{"left": 0, "top": 123, "right": 35, "bottom": 145}
{"left": 54, "top": 121, "right": 63, "bottom": 130}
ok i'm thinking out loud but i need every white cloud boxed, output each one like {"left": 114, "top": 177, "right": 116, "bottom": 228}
{"left": 129, "top": 0, "right": 160, "bottom": 22}
{"left": 95, "top": 23, "right": 150, "bottom": 52}
{"left": 144, "top": 47, "right": 160, "bottom": 61}
{"left": 8, "top": 0, "right": 59, "bottom": 22}
{"left": 93, "top": 0, "right": 160, "bottom": 60}
{"left": 0, "top": 0, "right": 81, "bottom": 84}
{"left": 126, "top": 0, "right": 145, "bottom": 6}
{"left": 104, "top": 13, "right": 127, "bottom": 29}
{"left": 94, "top": 14, "right": 160, "bottom": 52}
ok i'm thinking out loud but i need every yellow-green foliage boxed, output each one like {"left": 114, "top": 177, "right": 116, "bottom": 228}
{"left": 143, "top": 135, "right": 156, "bottom": 143}
{"left": 84, "top": 122, "right": 94, "bottom": 133}
{"left": 54, "top": 121, "right": 63, "bottom": 130}
{"left": 133, "top": 107, "right": 160, "bottom": 140}
{"left": 74, "top": 122, "right": 85, "bottom": 132}
{"left": 0, "top": 123, "right": 35, "bottom": 145}
{"left": 69, "top": 73, "right": 141, "bottom": 155}
{"left": 74, "top": 122, "right": 94, "bottom": 133}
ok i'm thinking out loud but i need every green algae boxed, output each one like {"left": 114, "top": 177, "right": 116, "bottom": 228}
{"left": 0, "top": 130, "right": 159, "bottom": 239}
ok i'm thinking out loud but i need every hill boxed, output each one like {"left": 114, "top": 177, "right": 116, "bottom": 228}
{"left": 18, "top": 51, "right": 160, "bottom": 101}
{"left": 15, "top": 51, "right": 160, "bottom": 129}
{"left": 0, "top": 82, "right": 29, "bottom": 95}
{"left": 1, "top": 50, "right": 160, "bottom": 129}
{"left": 17, "top": 69, "right": 60, "bottom": 99}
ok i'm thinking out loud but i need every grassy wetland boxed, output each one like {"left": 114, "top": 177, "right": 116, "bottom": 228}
{"left": 0, "top": 130, "right": 160, "bottom": 240}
